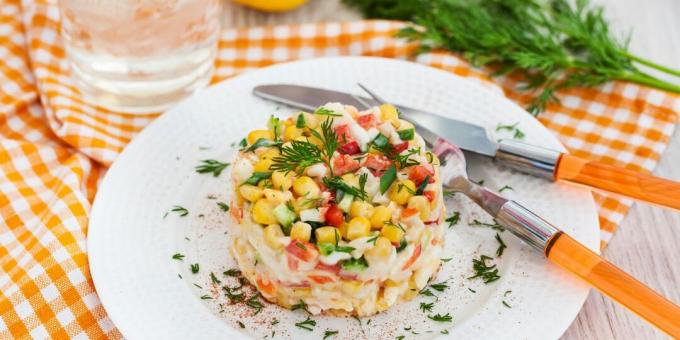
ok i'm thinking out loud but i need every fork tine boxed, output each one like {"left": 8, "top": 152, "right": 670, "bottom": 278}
{"left": 357, "top": 83, "right": 389, "bottom": 105}
{"left": 350, "top": 94, "right": 372, "bottom": 110}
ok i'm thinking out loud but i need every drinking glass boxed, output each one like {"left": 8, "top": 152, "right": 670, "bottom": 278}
{"left": 59, "top": 0, "right": 221, "bottom": 114}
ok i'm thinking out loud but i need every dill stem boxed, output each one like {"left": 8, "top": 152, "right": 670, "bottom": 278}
{"left": 617, "top": 71, "right": 680, "bottom": 94}
{"left": 624, "top": 52, "right": 680, "bottom": 78}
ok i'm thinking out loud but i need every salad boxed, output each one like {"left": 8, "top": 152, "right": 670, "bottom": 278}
{"left": 229, "top": 102, "right": 446, "bottom": 316}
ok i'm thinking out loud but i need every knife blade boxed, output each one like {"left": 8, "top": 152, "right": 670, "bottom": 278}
{"left": 253, "top": 84, "right": 498, "bottom": 158}
{"left": 253, "top": 84, "right": 680, "bottom": 211}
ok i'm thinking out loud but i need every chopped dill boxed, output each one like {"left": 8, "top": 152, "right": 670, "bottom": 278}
{"left": 195, "top": 159, "right": 230, "bottom": 177}
{"left": 495, "top": 233, "right": 507, "bottom": 257}
{"left": 468, "top": 255, "right": 501, "bottom": 284}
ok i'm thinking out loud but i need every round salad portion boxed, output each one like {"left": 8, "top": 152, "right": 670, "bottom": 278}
{"left": 229, "top": 102, "right": 446, "bottom": 316}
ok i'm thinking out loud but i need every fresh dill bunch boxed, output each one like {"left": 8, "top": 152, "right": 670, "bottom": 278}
{"left": 345, "top": 0, "right": 680, "bottom": 114}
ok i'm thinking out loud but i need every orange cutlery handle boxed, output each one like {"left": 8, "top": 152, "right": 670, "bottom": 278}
{"left": 555, "top": 153, "right": 680, "bottom": 211}
{"left": 547, "top": 232, "right": 680, "bottom": 338}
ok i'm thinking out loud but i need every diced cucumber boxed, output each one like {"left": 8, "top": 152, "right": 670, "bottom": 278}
{"left": 273, "top": 204, "right": 296, "bottom": 228}
{"left": 338, "top": 193, "right": 354, "bottom": 212}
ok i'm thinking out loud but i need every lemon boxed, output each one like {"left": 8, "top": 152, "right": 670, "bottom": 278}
{"left": 233, "top": 0, "right": 308, "bottom": 12}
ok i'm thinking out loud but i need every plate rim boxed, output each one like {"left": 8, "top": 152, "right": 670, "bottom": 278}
{"left": 88, "top": 56, "right": 598, "bottom": 340}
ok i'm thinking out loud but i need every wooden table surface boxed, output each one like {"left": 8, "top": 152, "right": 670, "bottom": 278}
{"left": 220, "top": 1, "right": 680, "bottom": 338}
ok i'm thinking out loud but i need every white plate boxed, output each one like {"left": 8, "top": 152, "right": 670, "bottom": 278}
{"left": 89, "top": 57, "right": 599, "bottom": 340}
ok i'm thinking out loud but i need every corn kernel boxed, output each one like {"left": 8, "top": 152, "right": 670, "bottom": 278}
{"left": 271, "top": 171, "right": 294, "bottom": 191}
{"left": 263, "top": 224, "right": 284, "bottom": 249}
{"left": 315, "top": 226, "right": 340, "bottom": 244}
{"left": 379, "top": 104, "right": 399, "bottom": 126}
{"left": 293, "top": 176, "right": 320, "bottom": 198}
{"left": 346, "top": 216, "right": 371, "bottom": 240}
{"left": 341, "top": 173, "right": 359, "bottom": 187}
{"left": 341, "top": 280, "right": 364, "bottom": 295}
{"left": 381, "top": 223, "right": 404, "bottom": 244}
{"left": 407, "top": 196, "right": 431, "bottom": 221}
{"left": 252, "top": 199, "right": 277, "bottom": 225}
{"left": 263, "top": 189, "right": 293, "bottom": 205}
{"left": 303, "top": 113, "right": 319, "bottom": 129}
{"left": 290, "top": 222, "right": 312, "bottom": 242}
{"left": 258, "top": 148, "right": 280, "bottom": 160}
{"left": 349, "top": 201, "right": 374, "bottom": 219}
{"left": 239, "top": 185, "right": 263, "bottom": 202}
{"left": 253, "top": 158, "right": 273, "bottom": 172}
{"left": 338, "top": 222, "right": 349, "bottom": 240}
{"left": 389, "top": 179, "right": 416, "bottom": 205}
{"left": 366, "top": 236, "right": 392, "bottom": 258}
{"left": 247, "top": 129, "right": 274, "bottom": 144}
{"left": 284, "top": 126, "right": 303, "bottom": 141}
{"left": 370, "top": 205, "right": 393, "bottom": 229}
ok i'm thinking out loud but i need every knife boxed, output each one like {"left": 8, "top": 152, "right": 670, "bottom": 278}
{"left": 253, "top": 84, "right": 680, "bottom": 211}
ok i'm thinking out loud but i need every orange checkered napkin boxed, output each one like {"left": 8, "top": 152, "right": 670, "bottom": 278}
{"left": 1, "top": 0, "right": 678, "bottom": 338}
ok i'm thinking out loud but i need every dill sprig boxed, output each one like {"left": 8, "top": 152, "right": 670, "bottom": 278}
{"left": 271, "top": 118, "right": 337, "bottom": 175}
{"left": 345, "top": 0, "right": 680, "bottom": 114}
{"left": 495, "top": 233, "right": 507, "bottom": 257}
{"left": 427, "top": 313, "right": 453, "bottom": 322}
{"left": 469, "top": 219, "right": 505, "bottom": 231}
{"left": 323, "top": 330, "right": 339, "bottom": 339}
{"left": 322, "top": 173, "right": 368, "bottom": 200}
{"left": 468, "top": 254, "right": 501, "bottom": 284}
{"left": 445, "top": 212, "right": 460, "bottom": 228}
{"left": 195, "top": 159, "right": 230, "bottom": 177}
{"left": 295, "top": 316, "right": 317, "bottom": 331}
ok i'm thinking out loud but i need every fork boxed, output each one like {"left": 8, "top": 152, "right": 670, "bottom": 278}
{"left": 355, "top": 84, "right": 680, "bottom": 338}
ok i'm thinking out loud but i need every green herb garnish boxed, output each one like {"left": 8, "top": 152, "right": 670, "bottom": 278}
{"left": 295, "top": 316, "right": 317, "bottom": 331}
{"left": 217, "top": 202, "right": 229, "bottom": 212}
{"left": 246, "top": 294, "right": 264, "bottom": 315}
{"left": 238, "top": 138, "right": 247, "bottom": 149}
{"left": 379, "top": 164, "right": 397, "bottom": 194}
{"left": 314, "top": 107, "right": 342, "bottom": 117}
{"left": 190, "top": 263, "right": 199, "bottom": 274}
{"left": 322, "top": 175, "right": 368, "bottom": 200}
{"left": 200, "top": 294, "right": 212, "bottom": 300}
{"left": 395, "top": 238, "right": 407, "bottom": 252}
{"left": 238, "top": 321, "right": 245, "bottom": 329}
{"left": 429, "top": 282, "right": 448, "bottom": 292}
{"left": 323, "top": 330, "right": 339, "bottom": 339}
{"left": 499, "top": 185, "right": 514, "bottom": 193}
{"left": 427, "top": 313, "right": 453, "bottom": 322}
{"left": 223, "top": 286, "right": 245, "bottom": 303}
{"left": 167, "top": 205, "right": 188, "bottom": 217}
{"left": 415, "top": 175, "right": 429, "bottom": 195}
{"left": 495, "top": 233, "right": 507, "bottom": 257}
{"left": 420, "top": 302, "right": 434, "bottom": 312}
{"left": 341, "top": 257, "right": 369, "bottom": 271}
{"left": 172, "top": 253, "right": 184, "bottom": 261}
{"left": 223, "top": 268, "right": 241, "bottom": 277}
{"left": 468, "top": 255, "right": 500, "bottom": 284}
{"left": 469, "top": 219, "right": 504, "bottom": 231}
{"left": 271, "top": 118, "right": 337, "bottom": 175}
{"left": 291, "top": 299, "right": 310, "bottom": 313}
{"left": 445, "top": 212, "right": 460, "bottom": 228}
{"left": 245, "top": 138, "right": 282, "bottom": 153}
{"left": 345, "top": 0, "right": 680, "bottom": 114}
{"left": 243, "top": 171, "right": 272, "bottom": 186}
{"left": 210, "top": 272, "right": 221, "bottom": 284}
{"left": 503, "top": 300, "right": 512, "bottom": 308}
{"left": 195, "top": 159, "right": 230, "bottom": 177}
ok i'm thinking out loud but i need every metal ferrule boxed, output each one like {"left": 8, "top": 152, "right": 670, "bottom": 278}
{"left": 494, "top": 139, "right": 562, "bottom": 180}
{"left": 495, "top": 201, "right": 560, "bottom": 251}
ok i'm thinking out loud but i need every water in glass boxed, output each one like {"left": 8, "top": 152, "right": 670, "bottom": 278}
{"left": 59, "top": 0, "right": 221, "bottom": 113}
